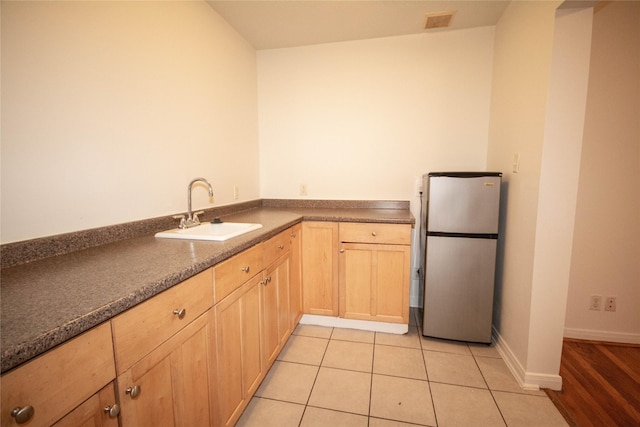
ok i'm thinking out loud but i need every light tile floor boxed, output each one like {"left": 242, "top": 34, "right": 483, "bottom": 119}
{"left": 237, "top": 309, "right": 568, "bottom": 427}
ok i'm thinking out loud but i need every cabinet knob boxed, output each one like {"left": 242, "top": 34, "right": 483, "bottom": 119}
{"left": 125, "top": 385, "right": 141, "bottom": 399}
{"left": 10, "top": 406, "right": 34, "bottom": 424}
{"left": 340, "top": 248, "right": 345, "bottom": 253}
{"left": 371, "top": 231, "right": 377, "bottom": 237}
{"left": 291, "top": 232, "right": 296, "bottom": 238}
{"left": 278, "top": 244, "right": 284, "bottom": 250}
{"left": 103, "top": 404, "right": 120, "bottom": 418}
{"left": 241, "top": 266, "right": 250, "bottom": 273}
{"left": 173, "top": 308, "right": 186, "bottom": 319}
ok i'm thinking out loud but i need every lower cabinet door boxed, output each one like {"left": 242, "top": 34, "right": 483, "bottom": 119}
{"left": 53, "top": 383, "right": 119, "bottom": 427}
{"left": 117, "top": 313, "right": 213, "bottom": 427}
{"left": 289, "top": 224, "right": 303, "bottom": 327}
{"left": 262, "top": 255, "right": 291, "bottom": 368}
{"left": 339, "top": 243, "right": 411, "bottom": 324}
{"left": 213, "top": 276, "right": 264, "bottom": 427}
{"left": 301, "top": 221, "right": 339, "bottom": 316}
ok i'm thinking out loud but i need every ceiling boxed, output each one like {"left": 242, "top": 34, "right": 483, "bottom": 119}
{"left": 206, "top": 1, "right": 511, "bottom": 50}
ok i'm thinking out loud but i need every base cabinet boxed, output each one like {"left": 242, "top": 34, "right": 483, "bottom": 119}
{"left": 1, "top": 323, "right": 116, "bottom": 427}
{"left": 212, "top": 275, "right": 264, "bottom": 427}
{"left": 289, "top": 224, "right": 303, "bottom": 327}
{"left": 262, "top": 255, "right": 291, "bottom": 367}
{"left": 111, "top": 269, "right": 214, "bottom": 427}
{"left": 301, "top": 221, "right": 339, "bottom": 316}
{"left": 302, "top": 221, "right": 412, "bottom": 324}
{"left": 117, "top": 312, "right": 214, "bottom": 427}
{"left": 339, "top": 223, "right": 412, "bottom": 324}
{"left": 339, "top": 243, "right": 411, "bottom": 323}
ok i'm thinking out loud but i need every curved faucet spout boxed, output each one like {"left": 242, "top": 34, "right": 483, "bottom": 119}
{"left": 186, "top": 177, "right": 214, "bottom": 226}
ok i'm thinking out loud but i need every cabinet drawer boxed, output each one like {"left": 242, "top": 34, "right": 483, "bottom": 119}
{"left": 214, "top": 244, "right": 263, "bottom": 303}
{"left": 1, "top": 323, "right": 115, "bottom": 427}
{"left": 339, "top": 222, "right": 412, "bottom": 245}
{"left": 112, "top": 268, "right": 213, "bottom": 373}
{"left": 263, "top": 229, "right": 291, "bottom": 268}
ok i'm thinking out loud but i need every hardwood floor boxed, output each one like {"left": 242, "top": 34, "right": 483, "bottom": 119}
{"left": 545, "top": 339, "right": 640, "bottom": 427}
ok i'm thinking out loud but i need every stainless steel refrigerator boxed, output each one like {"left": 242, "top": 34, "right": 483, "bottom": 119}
{"left": 421, "top": 172, "right": 502, "bottom": 343}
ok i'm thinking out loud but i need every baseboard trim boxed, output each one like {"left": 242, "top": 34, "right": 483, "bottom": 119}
{"left": 492, "top": 327, "right": 563, "bottom": 391}
{"left": 299, "top": 314, "right": 409, "bottom": 334}
{"left": 564, "top": 327, "right": 640, "bottom": 344}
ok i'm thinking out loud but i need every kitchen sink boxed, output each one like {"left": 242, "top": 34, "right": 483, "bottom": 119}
{"left": 155, "top": 222, "right": 263, "bottom": 241}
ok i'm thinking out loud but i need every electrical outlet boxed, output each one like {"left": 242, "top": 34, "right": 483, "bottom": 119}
{"left": 604, "top": 296, "right": 617, "bottom": 312}
{"left": 300, "top": 184, "right": 308, "bottom": 196}
{"left": 589, "top": 295, "right": 602, "bottom": 311}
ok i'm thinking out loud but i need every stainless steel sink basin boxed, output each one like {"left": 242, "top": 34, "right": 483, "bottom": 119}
{"left": 155, "top": 222, "right": 262, "bottom": 241}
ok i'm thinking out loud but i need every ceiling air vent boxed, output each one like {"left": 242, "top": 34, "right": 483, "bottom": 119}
{"left": 424, "top": 11, "right": 456, "bottom": 29}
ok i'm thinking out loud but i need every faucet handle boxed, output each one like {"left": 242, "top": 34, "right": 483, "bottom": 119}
{"left": 192, "top": 211, "right": 204, "bottom": 223}
{"left": 172, "top": 214, "right": 187, "bottom": 229}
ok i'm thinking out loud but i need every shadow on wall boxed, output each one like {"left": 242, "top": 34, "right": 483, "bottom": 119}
{"left": 492, "top": 180, "right": 510, "bottom": 331}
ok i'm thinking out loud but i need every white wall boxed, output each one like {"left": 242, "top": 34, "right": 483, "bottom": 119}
{"left": 488, "top": 1, "right": 600, "bottom": 391}
{"left": 486, "top": 0, "right": 561, "bottom": 378}
{"left": 527, "top": 6, "right": 593, "bottom": 387}
{"left": 257, "top": 28, "right": 495, "bottom": 202}
{"left": 1, "top": 1, "right": 260, "bottom": 243}
{"left": 257, "top": 28, "right": 496, "bottom": 305}
{"left": 564, "top": 1, "right": 640, "bottom": 343}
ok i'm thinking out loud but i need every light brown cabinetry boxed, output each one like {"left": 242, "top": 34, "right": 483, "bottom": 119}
{"left": 1, "top": 221, "right": 305, "bottom": 427}
{"left": 111, "top": 269, "right": 214, "bottom": 427}
{"left": 339, "top": 223, "right": 412, "bottom": 324}
{"left": 210, "top": 225, "right": 302, "bottom": 426}
{"left": 262, "top": 230, "right": 292, "bottom": 368}
{"left": 212, "top": 275, "right": 263, "bottom": 427}
{"left": 213, "top": 244, "right": 263, "bottom": 304}
{"left": 301, "top": 221, "right": 412, "bottom": 325}
{"left": 1, "top": 322, "right": 117, "bottom": 427}
{"left": 301, "top": 221, "right": 340, "bottom": 316}
{"left": 53, "top": 383, "right": 119, "bottom": 427}
{"left": 289, "top": 224, "right": 303, "bottom": 326}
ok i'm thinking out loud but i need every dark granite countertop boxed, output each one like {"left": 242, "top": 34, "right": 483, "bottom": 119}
{"left": 1, "top": 201, "right": 414, "bottom": 373}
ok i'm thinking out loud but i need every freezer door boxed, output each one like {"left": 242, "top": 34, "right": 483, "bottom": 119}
{"left": 427, "top": 175, "right": 501, "bottom": 234}
{"left": 423, "top": 235, "right": 497, "bottom": 343}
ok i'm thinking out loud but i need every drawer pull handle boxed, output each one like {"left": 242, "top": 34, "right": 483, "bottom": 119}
{"left": 241, "top": 266, "right": 250, "bottom": 273}
{"left": 371, "top": 231, "right": 377, "bottom": 237}
{"left": 103, "top": 404, "right": 120, "bottom": 418}
{"left": 126, "top": 385, "right": 141, "bottom": 399}
{"left": 278, "top": 244, "right": 284, "bottom": 249}
{"left": 10, "top": 406, "right": 34, "bottom": 424}
{"left": 173, "top": 308, "right": 186, "bottom": 319}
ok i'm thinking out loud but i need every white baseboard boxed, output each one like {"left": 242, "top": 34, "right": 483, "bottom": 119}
{"left": 492, "top": 327, "right": 563, "bottom": 391}
{"left": 564, "top": 327, "right": 640, "bottom": 344}
{"left": 299, "top": 314, "right": 409, "bottom": 334}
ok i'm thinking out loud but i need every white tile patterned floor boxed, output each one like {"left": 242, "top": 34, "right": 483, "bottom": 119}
{"left": 237, "top": 309, "right": 568, "bottom": 426}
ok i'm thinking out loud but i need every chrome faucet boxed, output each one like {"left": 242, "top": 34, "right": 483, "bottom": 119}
{"left": 174, "top": 177, "right": 214, "bottom": 229}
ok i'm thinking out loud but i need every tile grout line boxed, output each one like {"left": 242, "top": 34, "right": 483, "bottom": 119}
{"left": 296, "top": 326, "right": 334, "bottom": 427}
{"left": 471, "top": 338, "right": 509, "bottom": 426}
{"left": 368, "top": 331, "right": 377, "bottom": 426}
{"left": 417, "top": 307, "right": 440, "bottom": 427}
